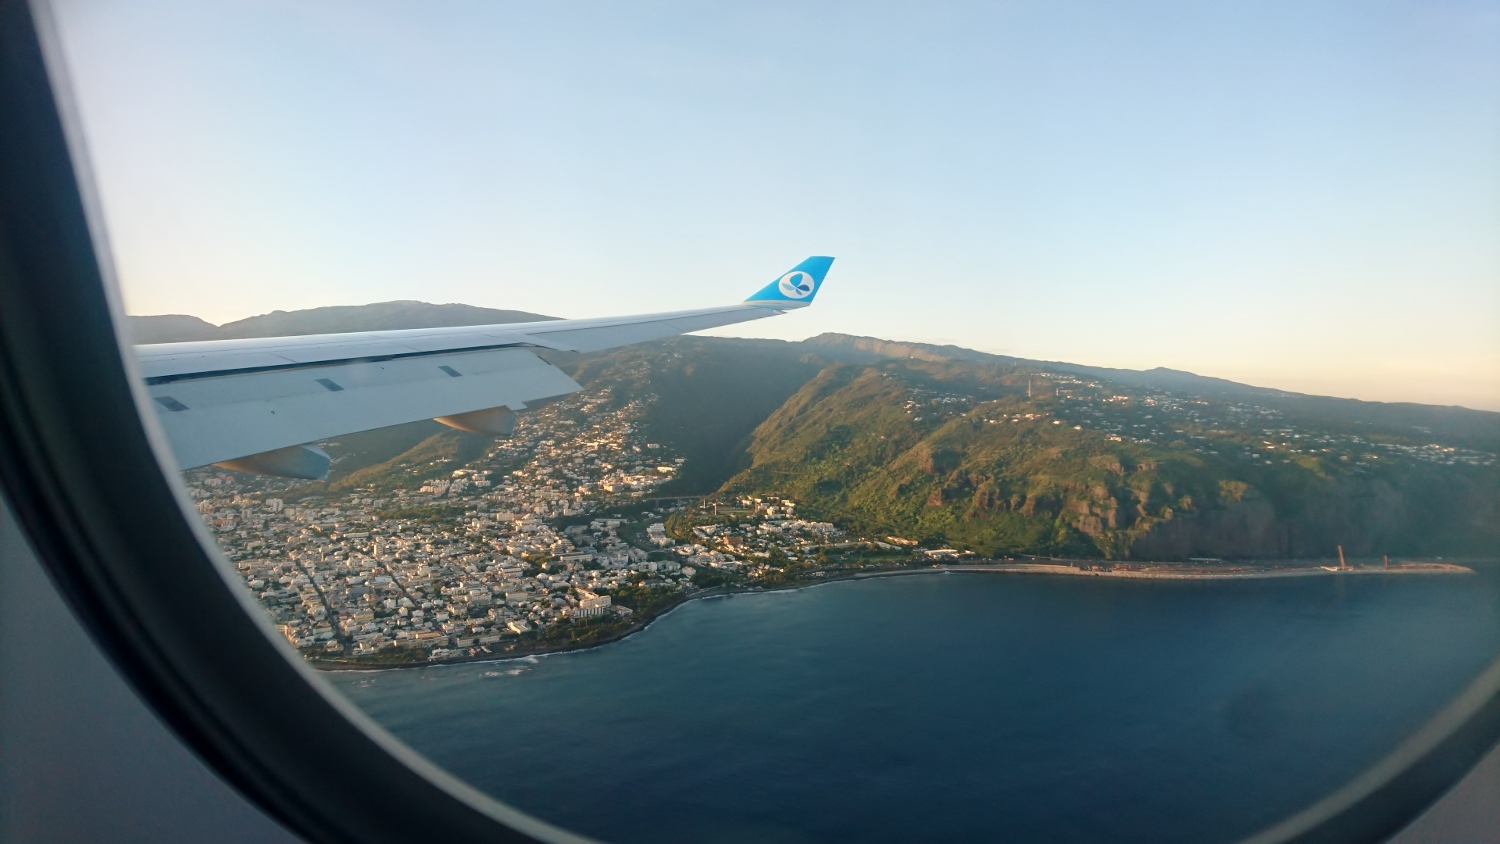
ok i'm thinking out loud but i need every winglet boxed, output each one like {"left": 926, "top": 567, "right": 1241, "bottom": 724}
{"left": 743, "top": 256, "right": 834, "bottom": 308}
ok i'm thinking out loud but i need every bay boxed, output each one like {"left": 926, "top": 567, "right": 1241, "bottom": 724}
{"left": 334, "top": 569, "right": 1500, "bottom": 843}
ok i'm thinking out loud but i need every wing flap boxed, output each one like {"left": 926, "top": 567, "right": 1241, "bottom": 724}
{"left": 149, "top": 348, "right": 580, "bottom": 469}
{"left": 136, "top": 330, "right": 532, "bottom": 381}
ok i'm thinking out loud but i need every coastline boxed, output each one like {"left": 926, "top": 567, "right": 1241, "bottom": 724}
{"left": 311, "top": 559, "right": 1478, "bottom": 673}
{"left": 860, "top": 561, "right": 1478, "bottom": 582}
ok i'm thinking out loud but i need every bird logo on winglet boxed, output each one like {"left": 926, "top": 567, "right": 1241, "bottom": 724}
{"left": 777, "top": 271, "right": 815, "bottom": 299}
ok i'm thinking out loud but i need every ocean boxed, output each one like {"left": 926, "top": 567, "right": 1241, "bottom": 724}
{"left": 333, "top": 569, "right": 1500, "bottom": 843}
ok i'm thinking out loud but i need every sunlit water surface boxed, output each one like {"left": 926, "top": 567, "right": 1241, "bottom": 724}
{"left": 334, "top": 569, "right": 1500, "bottom": 843}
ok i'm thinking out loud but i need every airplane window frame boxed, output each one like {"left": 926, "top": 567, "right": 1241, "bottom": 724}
{"left": 0, "top": 2, "right": 585, "bottom": 842}
{"left": 0, "top": 1, "right": 1496, "bottom": 842}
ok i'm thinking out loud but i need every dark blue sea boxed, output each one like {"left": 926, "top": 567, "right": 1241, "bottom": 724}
{"left": 333, "top": 569, "right": 1500, "bottom": 843}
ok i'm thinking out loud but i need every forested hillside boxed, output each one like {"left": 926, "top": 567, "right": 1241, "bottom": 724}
{"left": 722, "top": 358, "right": 1500, "bottom": 559}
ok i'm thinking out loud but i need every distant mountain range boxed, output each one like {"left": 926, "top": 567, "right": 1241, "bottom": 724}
{"left": 800, "top": 334, "right": 1499, "bottom": 449}
{"left": 126, "top": 300, "right": 556, "bottom": 344}
{"left": 136, "top": 300, "right": 1498, "bottom": 559}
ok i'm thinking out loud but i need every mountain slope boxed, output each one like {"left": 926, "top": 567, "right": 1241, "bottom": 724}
{"left": 549, "top": 337, "right": 827, "bottom": 495}
{"left": 722, "top": 358, "right": 1500, "bottom": 560}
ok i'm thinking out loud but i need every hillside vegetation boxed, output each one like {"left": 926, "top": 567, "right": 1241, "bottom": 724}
{"left": 723, "top": 357, "right": 1499, "bottom": 559}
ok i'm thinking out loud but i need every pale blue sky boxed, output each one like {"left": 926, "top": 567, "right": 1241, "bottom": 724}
{"left": 52, "top": 1, "right": 1500, "bottom": 409}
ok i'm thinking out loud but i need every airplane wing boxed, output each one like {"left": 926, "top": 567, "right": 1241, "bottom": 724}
{"left": 136, "top": 256, "right": 834, "bottom": 478}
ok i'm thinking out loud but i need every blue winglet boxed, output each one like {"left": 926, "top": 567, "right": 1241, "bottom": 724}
{"left": 743, "top": 256, "right": 835, "bottom": 307}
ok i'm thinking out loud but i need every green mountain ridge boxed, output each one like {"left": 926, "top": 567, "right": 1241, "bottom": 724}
{"left": 721, "top": 358, "right": 1498, "bottom": 559}
{"left": 137, "top": 301, "right": 1499, "bottom": 560}
{"left": 548, "top": 336, "right": 1496, "bottom": 560}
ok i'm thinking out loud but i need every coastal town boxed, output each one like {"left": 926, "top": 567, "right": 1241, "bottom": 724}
{"left": 186, "top": 387, "right": 916, "bottom": 667}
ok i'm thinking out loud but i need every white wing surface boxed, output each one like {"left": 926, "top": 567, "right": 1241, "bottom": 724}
{"left": 137, "top": 257, "right": 834, "bottom": 477}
